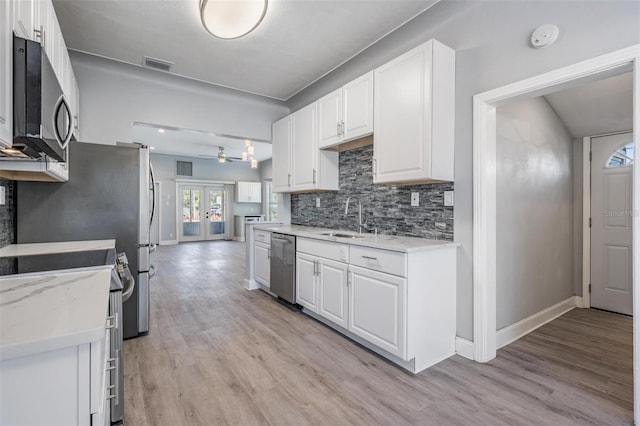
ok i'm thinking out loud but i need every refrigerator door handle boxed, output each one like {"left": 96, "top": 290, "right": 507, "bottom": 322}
{"left": 149, "top": 264, "right": 156, "bottom": 279}
{"left": 149, "top": 162, "right": 156, "bottom": 230}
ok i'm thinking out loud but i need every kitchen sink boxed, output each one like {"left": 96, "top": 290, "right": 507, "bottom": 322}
{"left": 319, "top": 232, "right": 364, "bottom": 239}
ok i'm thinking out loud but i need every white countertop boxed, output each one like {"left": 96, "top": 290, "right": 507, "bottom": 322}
{"left": 253, "top": 225, "right": 459, "bottom": 253}
{"left": 0, "top": 267, "right": 112, "bottom": 361}
{"left": 0, "top": 239, "right": 116, "bottom": 258}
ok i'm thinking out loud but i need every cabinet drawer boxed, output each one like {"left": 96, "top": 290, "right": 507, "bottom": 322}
{"left": 349, "top": 246, "right": 406, "bottom": 277}
{"left": 254, "top": 230, "right": 271, "bottom": 245}
{"left": 297, "top": 237, "right": 348, "bottom": 263}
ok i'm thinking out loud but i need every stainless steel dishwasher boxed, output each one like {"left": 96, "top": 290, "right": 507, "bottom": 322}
{"left": 270, "top": 233, "right": 296, "bottom": 304}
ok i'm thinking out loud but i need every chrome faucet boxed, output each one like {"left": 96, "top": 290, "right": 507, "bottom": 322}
{"left": 344, "top": 196, "right": 365, "bottom": 234}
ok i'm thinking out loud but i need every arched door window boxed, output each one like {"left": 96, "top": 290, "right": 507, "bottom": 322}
{"left": 606, "top": 142, "right": 634, "bottom": 168}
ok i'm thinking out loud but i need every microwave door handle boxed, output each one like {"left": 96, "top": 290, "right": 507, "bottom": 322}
{"left": 53, "top": 95, "right": 73, "bottom": 150}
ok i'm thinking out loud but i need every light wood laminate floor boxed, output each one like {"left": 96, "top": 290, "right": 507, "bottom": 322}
{"left": 124, "top": 241, "right": 633, "bottom": 425}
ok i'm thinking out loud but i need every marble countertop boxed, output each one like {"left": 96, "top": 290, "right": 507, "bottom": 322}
{"left": 0, "top": 267, "right": 112, "bottom": 361}
{"left": 253, "top": 225, "right": 459, "bottom": 253}
{"left": 0, "top": 240, "right": 116, "bottom": 258}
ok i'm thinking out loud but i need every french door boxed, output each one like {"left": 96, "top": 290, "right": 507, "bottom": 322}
{"left": 179, "top": 184, "right": 227, "bottom": 242}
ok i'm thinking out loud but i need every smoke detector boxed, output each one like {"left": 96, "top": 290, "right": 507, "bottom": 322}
{"left": 530, "top": 24, "right": 559, "bottom": 49}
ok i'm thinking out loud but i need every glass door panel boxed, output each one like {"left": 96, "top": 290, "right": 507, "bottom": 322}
{"left": 179, "top": 186, "right": 203, "bottom": 241}
{"left": 205, "top": 188, "right": 226, "bottom": 240}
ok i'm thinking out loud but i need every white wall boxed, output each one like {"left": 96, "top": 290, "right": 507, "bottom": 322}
{"left": 151, "top": 153, "right": 262, "bottom": 242}
{"left": 496, "top": 97, "right": 574, "bottom": 329}
{"left": 285, "top": 0, "right": 640, "bottom": 340}
{"left": 70, "top": 51, "right": 289, "bottom": 145}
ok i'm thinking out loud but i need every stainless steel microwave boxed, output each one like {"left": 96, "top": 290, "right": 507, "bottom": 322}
{"left": 3, "top": 35, "right": 74, "bottom": 162}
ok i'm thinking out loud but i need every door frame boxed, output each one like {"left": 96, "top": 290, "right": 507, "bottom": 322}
{"left": 175, "top": 179, "right": 234, "bottom": 242}
{"left": 472, "top": 43, "right": 639, "bottom": 421}
{"left": 581, "top": 131, "right": 634, "bottom": 309}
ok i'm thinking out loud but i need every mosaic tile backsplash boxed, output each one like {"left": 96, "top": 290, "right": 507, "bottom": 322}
{"left": 0, "top": 180, "right": 17, "bottom": 274}
{"left": 290, "top": 144, "right": 454, "bottom": 240}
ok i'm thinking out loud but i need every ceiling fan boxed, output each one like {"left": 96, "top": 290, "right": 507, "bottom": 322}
{"left": 198, "top": 146, "right": 243, "bottom": 163}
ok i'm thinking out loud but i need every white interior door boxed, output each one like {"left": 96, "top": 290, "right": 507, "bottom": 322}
{"left": 179, "top": 185, "right": 227, "bottom": 242}
{"left": 591, "top": 132, "right": 634, "bottom": 315}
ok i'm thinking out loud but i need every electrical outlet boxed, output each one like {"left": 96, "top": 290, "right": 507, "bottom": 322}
{"left": 444, "top": 191, "right": 454, "bottom": 207}
{"left": 0, "top": 186, "right": 5, "bottom": 205}
{"left": 411, "top": 192, "right": 419, "bottom": 207}
{"left": 316, "top": 197, "right": 321, "bottom": 208}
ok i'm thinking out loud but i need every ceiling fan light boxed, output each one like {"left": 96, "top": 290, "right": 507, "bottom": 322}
{"left": 241, "top": 151, "right": 248, "bottom": 161}
{"left": 245, "top": 139, "right": 252, "bottom": 147}
{"left": 200, "top": 0, "right": 268, "bottom": 40}
{"left": 218, "top": 156, "right": 226, "bottom": 163}
{"left": 247, "top": 145, "right": 255, "bottom": 155}
{"left": 251, "top": 158, "right": 258, "bottom": 169}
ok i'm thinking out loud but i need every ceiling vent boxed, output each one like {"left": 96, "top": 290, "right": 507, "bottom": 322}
{"left": 143, "top": 56, "right": 174, "bottom": 72}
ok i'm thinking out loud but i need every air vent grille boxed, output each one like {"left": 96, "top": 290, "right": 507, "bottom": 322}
{"left": 176, "top": 161, "right": 193, "bottom": 176}
{"left": 143, "top": 56, "right": 174, "bottom": 72}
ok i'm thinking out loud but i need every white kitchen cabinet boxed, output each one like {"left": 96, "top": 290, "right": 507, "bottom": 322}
{"left": 318, "top": 258, "right": 349, "bottom": 329}
{"left": 254, "top": 242, "right": 270, "bottom": 287}
{"left": 12, "top": 0, "right": 37, "bottom": 40}
{"left": 1, "top": 331, "right": 111, "bottom": 425}
{"left": 272, "top": 104, "right": 339, "bottom": 193}
{"left": 373, "top": 39, "right": 455, "bottom": 184}
{"left": 272, "top": 115, "right": 292, "bottom": 192}
{"left": 296, "top": 252, "right": 319, "bottom": 311}
{"left": 348, "top": 265, "right": 406, "bottom": 358}
{"left": 318, "top": 71, "right": 373, "bottom": 149}
{"left": 0, "top": 0, "right": 13, "bottom": 148}
{"left": 236, "top": 181, "right": 262, "bottom": 203}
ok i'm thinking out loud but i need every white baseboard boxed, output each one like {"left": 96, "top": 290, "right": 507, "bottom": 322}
{"left": 244, "top": 278, "right": 259, "bottom": 290}
{"left": 496, "top": 296, "right": 579, "bottom": 349}
{"left": 574, "top": 296, "right": 585, "bottom": 308}
{"left": 159, "top": 240, "right": 178, "bottom": 246}
{"left": 455, "top": 337, "right": 474, "bottom": 360}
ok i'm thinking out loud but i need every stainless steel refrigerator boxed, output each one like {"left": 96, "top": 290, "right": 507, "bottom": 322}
{"left": 16, "top": 141, "right": 155, "bottom": 339}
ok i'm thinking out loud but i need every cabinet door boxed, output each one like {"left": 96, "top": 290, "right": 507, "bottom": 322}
{"left": 342, "top": 71, "right": 373, "bottom": 143}
{"left": 0, "top": 0, "right": 13, "bottom": 148}
{"left": 317, "top": 88, "right": 342, "bottom": 149}
{"left": 254, "top": 243, "right": 270, "bottom": 287}
{"left": 374, "top": 43, "right": 430, "bottom": 184}
{"left": 272, "top": 116, "right": 291, "bottom": 192}
{"left": 236, "top": 182, "right": 249, "bottom": 202}
{"left": 250, "top": 182, "right": 262, "bottom": 203}
{"left": 296, "top": 253, "right": 318, "bottom": 312}
{"left": 12, "top": 0, "right": 36, "bottom": 40}
{"left": 291, "top": 102, "right": 317, "bottom": 190}
{"left": 318, "top": 258, "right": 349, "bottom": 328}
{"left": 348, "top": 265, "right": 406, "bottom": 358}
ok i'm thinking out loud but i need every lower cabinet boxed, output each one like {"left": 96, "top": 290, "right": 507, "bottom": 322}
{"left": 0, "top": 330, "right": 111, "bottom": 426}
{"left": 254, "top": 242, "right": 270, "bottom": 287}
{"left": 294, "top": 236, "right": 457, "bottom": 374}
{"left": 318, "top": 258, "right": 349, "bottom": 329}
{"left": 296, "top": 253, "right": 319, "bottom": 311}
{"left": 348, "top": 265, "right": 406, "bottom": 358}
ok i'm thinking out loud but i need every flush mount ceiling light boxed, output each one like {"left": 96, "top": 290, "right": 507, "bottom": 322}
{"left": 200, "top": 0, "right": 268, "bottom": 40}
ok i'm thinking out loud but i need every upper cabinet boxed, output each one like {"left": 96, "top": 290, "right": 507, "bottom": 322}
{"left": 272, "top": 115, "right": 292, "bottom": 192}
{"left": 236, "top": 181, "right": 262, "bottom": 203}
{"left": 0, "top": 0, "right": 13, "bottom": 148}
{"left": 373, "top": 40, "right": 455, "bottom": 184}
{"left": 272, "top": 103, "right": 339, "bottom": 193}
{"left": 318, "top": 71, "right": 373, "bottom": 149}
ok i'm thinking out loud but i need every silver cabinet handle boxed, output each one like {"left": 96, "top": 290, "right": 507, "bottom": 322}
{"left": 34, "top": 26, "right": 45, "bottom": 48}
{"left": 73, "top": 115, "right": 79, "bottom": 130}
{"left": 337, "top": 122, "right": 340, "bottom": 137}
{"left": 288, "top": 173, "right": 291, "bottom": 186}
{"left": 341, "top": 120, "right": 345, "bottom": 136}
{"left": 106, "top": 313, "right": 118, "bottom": 329}
{"left": 106, "top": 385, "right": 117, "bottom": 400}
{"left": 313, "top": 260, "right": 317, "bottom": 276}
{"left": 347, "top": 270, "right": 352, "bottom": 287}
{"left": 313, "top": 169, "right": 316, "bottom": 184}
{"left": 361, "top": 255, "right": 378, "bottom": 261}
{"left": 372, "top": 158, "right": 377, "bottom": 176}
{"left": 106, "top": 357, "right": 117, "bottom": 371}
{"left": 267, "top": 248, "right": 271, "bottom": 259}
